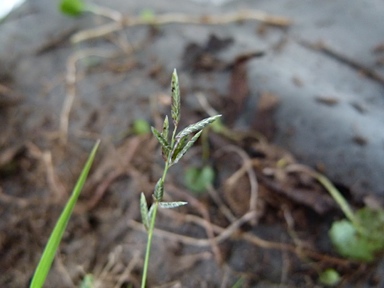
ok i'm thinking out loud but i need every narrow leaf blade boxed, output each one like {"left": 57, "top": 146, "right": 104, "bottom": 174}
{"left": 172, "top": 130, "right": 203, "bottom": 165}
{"left": 140, "top": 193, "right": 150, "bottom": 230}
{"left": 30, "top": 140, "right": 100, "bottom": 288}
{"left": 176, "top": 115, "right": 221, "bottom": 140}
{"left": 159, "top": 201, "right": 188, "bottom": 209}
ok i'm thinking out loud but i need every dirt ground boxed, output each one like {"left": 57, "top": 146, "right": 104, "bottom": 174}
{"left": 1, "top": 1, "right": 384, "bottom": 287}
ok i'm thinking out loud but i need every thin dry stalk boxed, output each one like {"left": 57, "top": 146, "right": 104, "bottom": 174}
{"left": 219, "top": 145, "right": 259, "bottom": 223}
{"left": 26, "top": 142, "right": 66, "bottom": 201}
{"left": 206, "top": 184, "right": 236, "bottom": 223}
{"left": 145, "top": 208, "right": 353, "bottom": 267}
{"left": 220, "top": 265, "right": 231, "bottom": 288}
{"left": 85, "top": 137, "right": 142, "bottom": 211}
{"left": 72, "top": 10, "right": 292, "bottom": 43}
{"left": 166, "top": 183, "right": 225, "bottom": 264}
{"left": 280, "top": 237, "right": 290, "bottom": 284}
{"left": 113, "top": 251, "right": 141, "bottom": 288}
{"left": 55, "top": 253, "right": 75, "bottom": 288}
{"left": 88, "top": 4, "right": 123, "bottom": 22}
{"left": 282, "top": 204, "right": 306, "bottom": 249}
{"left": 0, "top": 186, "right": 28, "bottom": 207}
{"left": 97, "top": 245, "right": 124, "bottom": 282}
{"left": 60, "top": 49, "right": 115, "bottom": 144}
{"left": 195, "top": 92, "right": 220, "bottom": 117}
{"left": 128, "top": 210, "right": 257, "bottom": 247}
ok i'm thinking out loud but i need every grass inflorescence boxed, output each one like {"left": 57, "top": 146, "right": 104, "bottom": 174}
{"left": 139, "top": 69, "right": 221, "bottom": 287}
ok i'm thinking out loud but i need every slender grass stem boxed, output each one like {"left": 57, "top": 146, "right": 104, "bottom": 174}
{"left": 162, "top": 160, "right": 171, "bottom": 183}
{"left": 141, "top": 126, "right": 174, "bottom": 287}
{"left": 314, "top": 173, "right": 364, "bottom": 234}
{"left": 141, "top": 202, "right": 159, "bottom": 288}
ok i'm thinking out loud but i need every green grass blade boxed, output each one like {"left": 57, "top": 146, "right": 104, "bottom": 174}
{"left": 30, "top": 140, "right": 100, "bottom": 288}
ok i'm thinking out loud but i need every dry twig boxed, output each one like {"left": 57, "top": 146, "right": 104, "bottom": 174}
{"left": 167, "top": 183, "right": 225, "bottom": 264}
{"left": 129, "top": 209, "right": 351, "bottom": 266}
{"left": 207, "top": 184, "right": 236, "bottom": 223}
{"left": 60, "top": 49, "right": 116, "bottom": 144}
{"left": 218, "top": 145, "right": 259, "bottom": 223}
{"left": 26, "top": 142, "right": 67, "bottom": 201}
{"left": 72, "top": 10, "right": 292, "bottom": 44}
{"left": 128, "top": 210, "right": 258, "bottom": 247}
{"left": 0, "top": 186, "right": 29, "bottom": 207}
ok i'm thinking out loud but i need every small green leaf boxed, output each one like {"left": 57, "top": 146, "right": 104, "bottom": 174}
{"left": 171, "top": 69, "right": 181, "bottom": 126}
{"left": 176, "top": 115, "right": 221, "bottom": 141}
{"left": 140, "top": 193, "right": 150, "bottom": 230}
{"left": 60, "top": 0, "right": 86, "bottom": 16}
{"left": 329, "top": 220, "right": 376, "bottom": 261}
{"left": 329, "top": 207, "right": 384, "bottom": 262}
{"left": 153, "top": 178, "right": 164, "bottom": 201}
{"left": 80, "top": 274, "right": 94, "bottom": 288}
{"left": 318, "top": 268, "right": 340, "bottom": 286}
{"left": 139, "top": 9, "right": 155, "bottom": 22}
{"left": 151, "top": 126, "right": 171, "bottom": 154}
{"left": 231, "top": 277, "right": 245, "bottom": 288}
{"left": 171, "top": 130, "right": 202, "bottom": 166}
{"left": 184, "top": 165, "right": 215, "bottom": 194}
{"left": 133, "top": 119, "right": 151, "bottom": 135}
{"left": 159, "top": 201, "right": 188, "bottom": 209}
{"left": 356, "top": 207, "right": 384, "bottom": 239}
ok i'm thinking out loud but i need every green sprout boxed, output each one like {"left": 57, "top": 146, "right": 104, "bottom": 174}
{"left": 133, "top": 119, "right": 151, "bottom": 135}
{"left": 313, "top": 172, "right": 384, "bottom": 262}
{"left": 318, "top": 268, "right": 340, "bottom": 286}
{"left": 30, "top": 140, "right": 100, "bottom": 288}
{"left": 60, "top": 0, "right": 86, "bottom": 16}
{"left": 184, "top": 165, "right": 215, "bottom": 194}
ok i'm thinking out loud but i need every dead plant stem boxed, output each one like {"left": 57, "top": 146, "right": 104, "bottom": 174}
{"left": 72, "top": 10, "right": 292, "bottom": 44}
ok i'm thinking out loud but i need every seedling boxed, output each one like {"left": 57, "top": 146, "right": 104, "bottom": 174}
{"left": 329, "top": 206, "right": 384, "bottom": 261}
{"left": 60, "top": 0, "right": 86, "bottom": 16}
{"left": 132, "top": 119, "right": 151, "bottom": 135}
{"left": 314, "top": 172, "right": 384, "bottom": 261}
{"left": 139, "top": 69, "right": 221, "bottom": 287}
{"left": 184, "top": 165, "right": 215, "bottom": 194}
{"left": 318, "top": 268, "right": 340, "bottom": 286}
